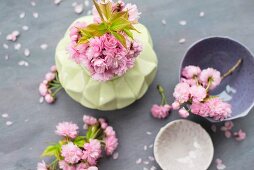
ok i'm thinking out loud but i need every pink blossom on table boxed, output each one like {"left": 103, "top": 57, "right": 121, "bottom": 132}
{"left": 221, "top": 121, "right": 234, "bottom": 131}
{"left": 206, "top": 98, "right": 231, "bottom": 120}
{"left": 224, "top": 130, "right": 232, "bottom": 138}
{"left": 76, "top": 162, "right": 89, "bottom": 170}
{"left": 172, "top": 101, "right": 180, "bottom": 110}
{"left": 98, "top": 118, "right": 108, "bottom": 129}
{"left": 189, "top": 85, "right": 207, "bottom": 103}
{"left": 82, "top": 139, "right": 102, "bottom": 165}
{"left": 181, "top": 65, "right": 201, "bottom": 79}
{"left": 104, "top": 126, "right": 116, "bottom": 137}
{"left": 55, "top": 122, "right": 79, "bottom": 138}
{"left": 234, "top": 129, "right": 246, "bottom": 141}
{"left": 45, "top": 94, "right": 55, "bottom": 103}
{"left": 39, "top": 83, "right": 48, "bottom": 96}
{"left": 105, "top": 135, "right": 118, "bottom": 155}
{"left": 50, "top": 65, "right": 57, "bottom": 72}
{"left": 37, "top": 160, "right": 48, "bottom": 170}
{"left": 61, "top": 142, "right": 83, "bottom": 164}
{"left": 83, "top": 115, "right": 98, "bottom": 125}
{"left": 123, "top": 3, "right": 141, "bottom": 23}
{"left": 151, "top": 104, "right": 171, "bottom": 119}
{"left": 45, "top": 72, "right": 56, "bottom": 81}
{"left": 6, "top": 30, "right": 20, "bottom": 41}
{"left": 199, "top": 68, "right": 221, "bottom": 90}
{"left": 178, "top": 107, "right": 189, "bottom": 118}
{"left": 190, "top": 102, "right": 210, "bottom": 117}
{"left": 180, "top": 78, "right": 197, "bottom": 86}
{"left": 173, "top": 82, "right": 190, "bottom": 103}
{"left": 58, "top": 160, "right": 76, "bottom": 170}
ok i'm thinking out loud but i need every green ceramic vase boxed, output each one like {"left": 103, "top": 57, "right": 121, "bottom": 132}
{"left": 55, "top": 16, "right": 158, "bottom": 110}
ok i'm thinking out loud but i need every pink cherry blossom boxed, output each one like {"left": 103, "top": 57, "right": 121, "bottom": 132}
{"left": 45, "top": 94, "right": 54, "bottom": 103}
{"left": 98, "top": 118, "right": 108, "bottom": 129}
{"left": 173, "top": 82, "right": 190, "bottom": 103}
{"left": 234, "top": 129, "right": 246, "bottom": 141}
{"left": 37, "top": 160, "right": 47, "bottom": 170}
{"left": 189, "top": 85, "right": 207, "bottom": 103}
{"left": 39, "top": 83, "right": 48, "bottom": 96}
{"left": 206, "top": 97, "right": 231, "bottom": 120}
{"left": 45, "top": 72, "right": 56, "bottom": 81}
{"left": 178, "top": 107, "right": 189, "bottom": 118}
{"left": 190, "top": 102, "right": 210, "bottom": 117}
{"left": 181, "top": 65, "right": 201, "bottom": 79}
{"left": 172, "top": 101, "right": 180, "bottom": 110}
{"left": 55, "top": 122, "right": 78, "bottom": 138}
{"left": 104, "top": 126, "right": 116, "bottom": 137}
{"left": 124, "top": 3, "right": 141, "bottom": 22}
{"left": 199, "top": 68, "right": 221, "bottom": 90}
{"left": 180, "top": 78, "right": 197, "bottom": 86}
{"left": 83, "top": 115, "right": 97, "bottom": 125}
{"left": 58, "top": 160, "right": 76, "bottom": 170}
{"left": 105, "top": 135, "right": 118, "bottom": 155}
{"left": 50, "top": 65, "right": 57, "bottom": 72}
{"left": 61, "top": 142, "right": 82, "bottom": 164}
{"left": 151, "top": 104, "right": 171, "bottom": 119}
{"left": 82, "top": 139, "right": 102, "bottom": 165}
{"left": 76, "top": 162, "right": 89, "bottom": 170}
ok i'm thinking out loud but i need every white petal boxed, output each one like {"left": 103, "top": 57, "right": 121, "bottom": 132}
{"left": 179, "top": 20, "right": 187, "bottom": 26}
{"left": 74, "top": 4, "right": 84, "bottom": 14}
{"left": 40, "top": 43, "right": 48, "bottom": 50}
{"left": 19, "top": 12, "right": 25, "bottom": 18}
{"left": 24, "top": 48, "right": 30, "bottom": 56}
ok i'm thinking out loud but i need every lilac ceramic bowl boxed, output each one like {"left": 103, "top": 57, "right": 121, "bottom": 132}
{"left": 181, "top": 37, "right": 254, "bottom": 121}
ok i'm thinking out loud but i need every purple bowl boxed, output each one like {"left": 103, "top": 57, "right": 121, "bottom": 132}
{"left": 181, "top": 37, "right": 254, "bottom": 122}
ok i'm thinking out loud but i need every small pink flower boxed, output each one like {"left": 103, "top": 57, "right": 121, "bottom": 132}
{"left": 61, "top": 142, "right": 82, "bottom": 164}
{"left": 82, "top": 139, "right": 102, "bottom": 165}
{"left": 55, "top": 122, "right": 79, "bottom": 138}
{"left": 199, "top": 68, "right": 221, "bottom": 90}
{"left": 190, "top": 102, "right": 210, "bottom": 117}
{"left": 221, "top": 121, "right": 234, "bottom": 131}
{"left": 45, "top": 94, "right": 54, "bottom": 103}
{"left": 98, "top": 118, "right": 108, "bottom": 129}
{"left": 173, "top": 82, "right": 190, "bottom": 103}
{"left": 105, "top": 135, "right": 118, "bottom": 155}
{"left": 105, "top": 126, "right": 116, "bottom": 137}
{"left": 83, "top": 115, "right": 97, "bottom": 125}
{"left": 103, "top": 33, "right": 119, "bottom": 50}
{"left": 151, "top": 104, "right": 171, "bottom": 119}
{"left": 206, "top": 98, "right": 231, "bottom": 120}
{"left": 124, "top": 3, "right": 141, "bottom": 22}
{"left": 172, "top": 101, "right": 180, "bottom": 110}
{"left": 42, "top": 80, "right": 48, "bottom": 85}
{"left": 182, "top": 65, "right": 201, "bottom": 79}
{"left": 76, "top": 162, "right": 89, "bottom": 170}
{"left": 58, "top": 160, "right": 76, "bottom": 170}
{"left": 39, "top": 83, "right": 48, "bottom": 96}
{"left": 37, "top": 160, "right": 47, "bottom": 170}
{"left": 224, "top": 130, "right": 232, "bottom": 138}
{"left": 180, "top": 78, "right": 197, "bottom": 86}
{"left": 45, "top": 72, "right": 56, "bottom": 81}
{"left": 50, "top": 65, "right": 57, "bottom": 72}
{"left": 234, "top": 129, "right": 246, "bottom": 141}
{"left": 189, "top": 85, "right": 207, "bottom": 103}
{"left": 178, "top": 107, "right": 189, "bottom": 118}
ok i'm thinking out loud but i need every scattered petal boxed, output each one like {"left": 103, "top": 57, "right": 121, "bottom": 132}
{"left": 211, "top": 124, "right": 217, "bottom": 132}
{"left": 74, "top": 3, "right": 84, "bottom": 14}
{"left": 18, "top": 60, "right": 29, "bottom": 67}
{"left": 220, "top": 126, "right": 227, "bottom": 131}
{"left": 150, "top": 166, "right": 157, "bottom": 170}
{"left": 14, "top": 43, "right": 21, "bottom": 50}
{"left": 54, "top": 0, "right": 62, "bottom": 5}
{"left": 40, "top": 43, "right": 48, "bottom": 50}
{"left": 161, "top": 19, "right": 167, "bottom": 25}
{"left": 146, "top": 131, "right": 152, "bottom": 135}
{"left": 5, "top": 55, "right": 9, "bottom": 60}
{"left": 22, "top": 25, "right": 29, "bottom": 31}
{"left": 6, "top": 121, "right": 13, "bottom": 126}
{"left": 19, "top": 12, "right": 25, "bottom": 18}
{"left": 3, "top": 43, "right": 9, "bottom": 49}
{"left": 84, "top": 0, "right": 89, "bottom": 7}
{"left": 143, "top": 161, "right": 149, "bottom": 165}
{"left": 31, "top": 1, "right": 36, "bottom": 6}
{"left": 2, "top": 113, "right": 9, "bottom": 118}
{"left": 148, "top": 144, "right": 153, "bottom": 148}
{"left": 234, "top": 129, "right": 246, "bottom": 141}
{"left": 179, "top": 38, "right": 186, "bottom": 44}
{"left": 136, "top": 158, "right": 142, "bottom": 164}
{"left": 217, "top": 163, "right": 226, "bottom": 170}
{"left": 33, "top": 12, "right": 39, "bottom": 18}
{"left": 39, "top": 97, "right": 44, "bottom": 103}
{"left": 215, "top": 158, "right": 222, "bottom": 165}
{"left": 224, "top": 130, "right": 231, "bottom": 138}
{"left": 199, "top": 11, "right": 205, "bottom": 17}
{"left": 144, "top": 145, "right": 147, "bottom": 151}
{"left": 24, "top": 48, "right": 30, "bottom": 56}
{"left": 148, "top": 156, "right": 154, "bottom": 161}
{"left": 179, "top": 20, "right": 187, "bottom": 26}
{"left": 224, "top": 121, "right": 234, "bottom": 130}
{"left": 112, "top": 152, "right": 119, "bottom": 160}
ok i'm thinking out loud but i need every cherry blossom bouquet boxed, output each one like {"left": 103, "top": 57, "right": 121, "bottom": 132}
{"left": 68, "top": 0, "right": 142, "bottom": 81}
{"left": 37, "top": 115, "right": 118, "bottom": 170}
{"left": 151, "top": 59, "right": 242, "bottom": 121}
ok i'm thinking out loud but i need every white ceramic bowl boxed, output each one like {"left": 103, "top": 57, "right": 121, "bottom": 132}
{"left": 154, "top": 120, "right": 214, "bottom": 170}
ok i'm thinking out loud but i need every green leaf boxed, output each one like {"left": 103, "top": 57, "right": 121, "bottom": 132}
{"left": 99, "top": 2, "right": 112, "bottom": 20}
{"left": 78, "top": 36, "right": 89, "bottom": 44}
{"left": 73, "top": 136, "right": 86, "bottom": 147}
{"left": 92, "top": 0, "right": 105, "bottom": 21}
{"left": 111, "top": 31, "right": 127, "bottom": 48}
{"left": 110, "top": 11, "right": 129, "bottom": 22}
{"left": 110, "top": 18, "right": 131, "bottom": 31}
{"left": 41, "top": 145, "right": 57, "bottom": 157}
{"left": 123, "top": 28, "right": 133, "bottom": 39}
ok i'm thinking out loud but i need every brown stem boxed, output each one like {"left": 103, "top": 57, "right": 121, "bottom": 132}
{"left": 221, "top": 58, "right": 243, "bottom": 80}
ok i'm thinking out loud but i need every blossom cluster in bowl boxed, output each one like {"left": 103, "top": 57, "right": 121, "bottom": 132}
{"left": 68, "top": 0, "right": 142, "bottom": 81}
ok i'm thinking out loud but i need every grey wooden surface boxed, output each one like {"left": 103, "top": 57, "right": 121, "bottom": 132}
{"left": 0, "top": 0, "right": 254, "bottom": 169}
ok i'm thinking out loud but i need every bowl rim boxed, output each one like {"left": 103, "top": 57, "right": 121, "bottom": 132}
{"left": 179, "top": 36, "right": 254, "bottom": 121}
{"left": 154, "top": 119, "right": 214, "bottom": 170}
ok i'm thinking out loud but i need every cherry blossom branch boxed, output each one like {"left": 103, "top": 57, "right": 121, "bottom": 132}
{"left": 221, "top": 58, "right": 242, "bottom": 80}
